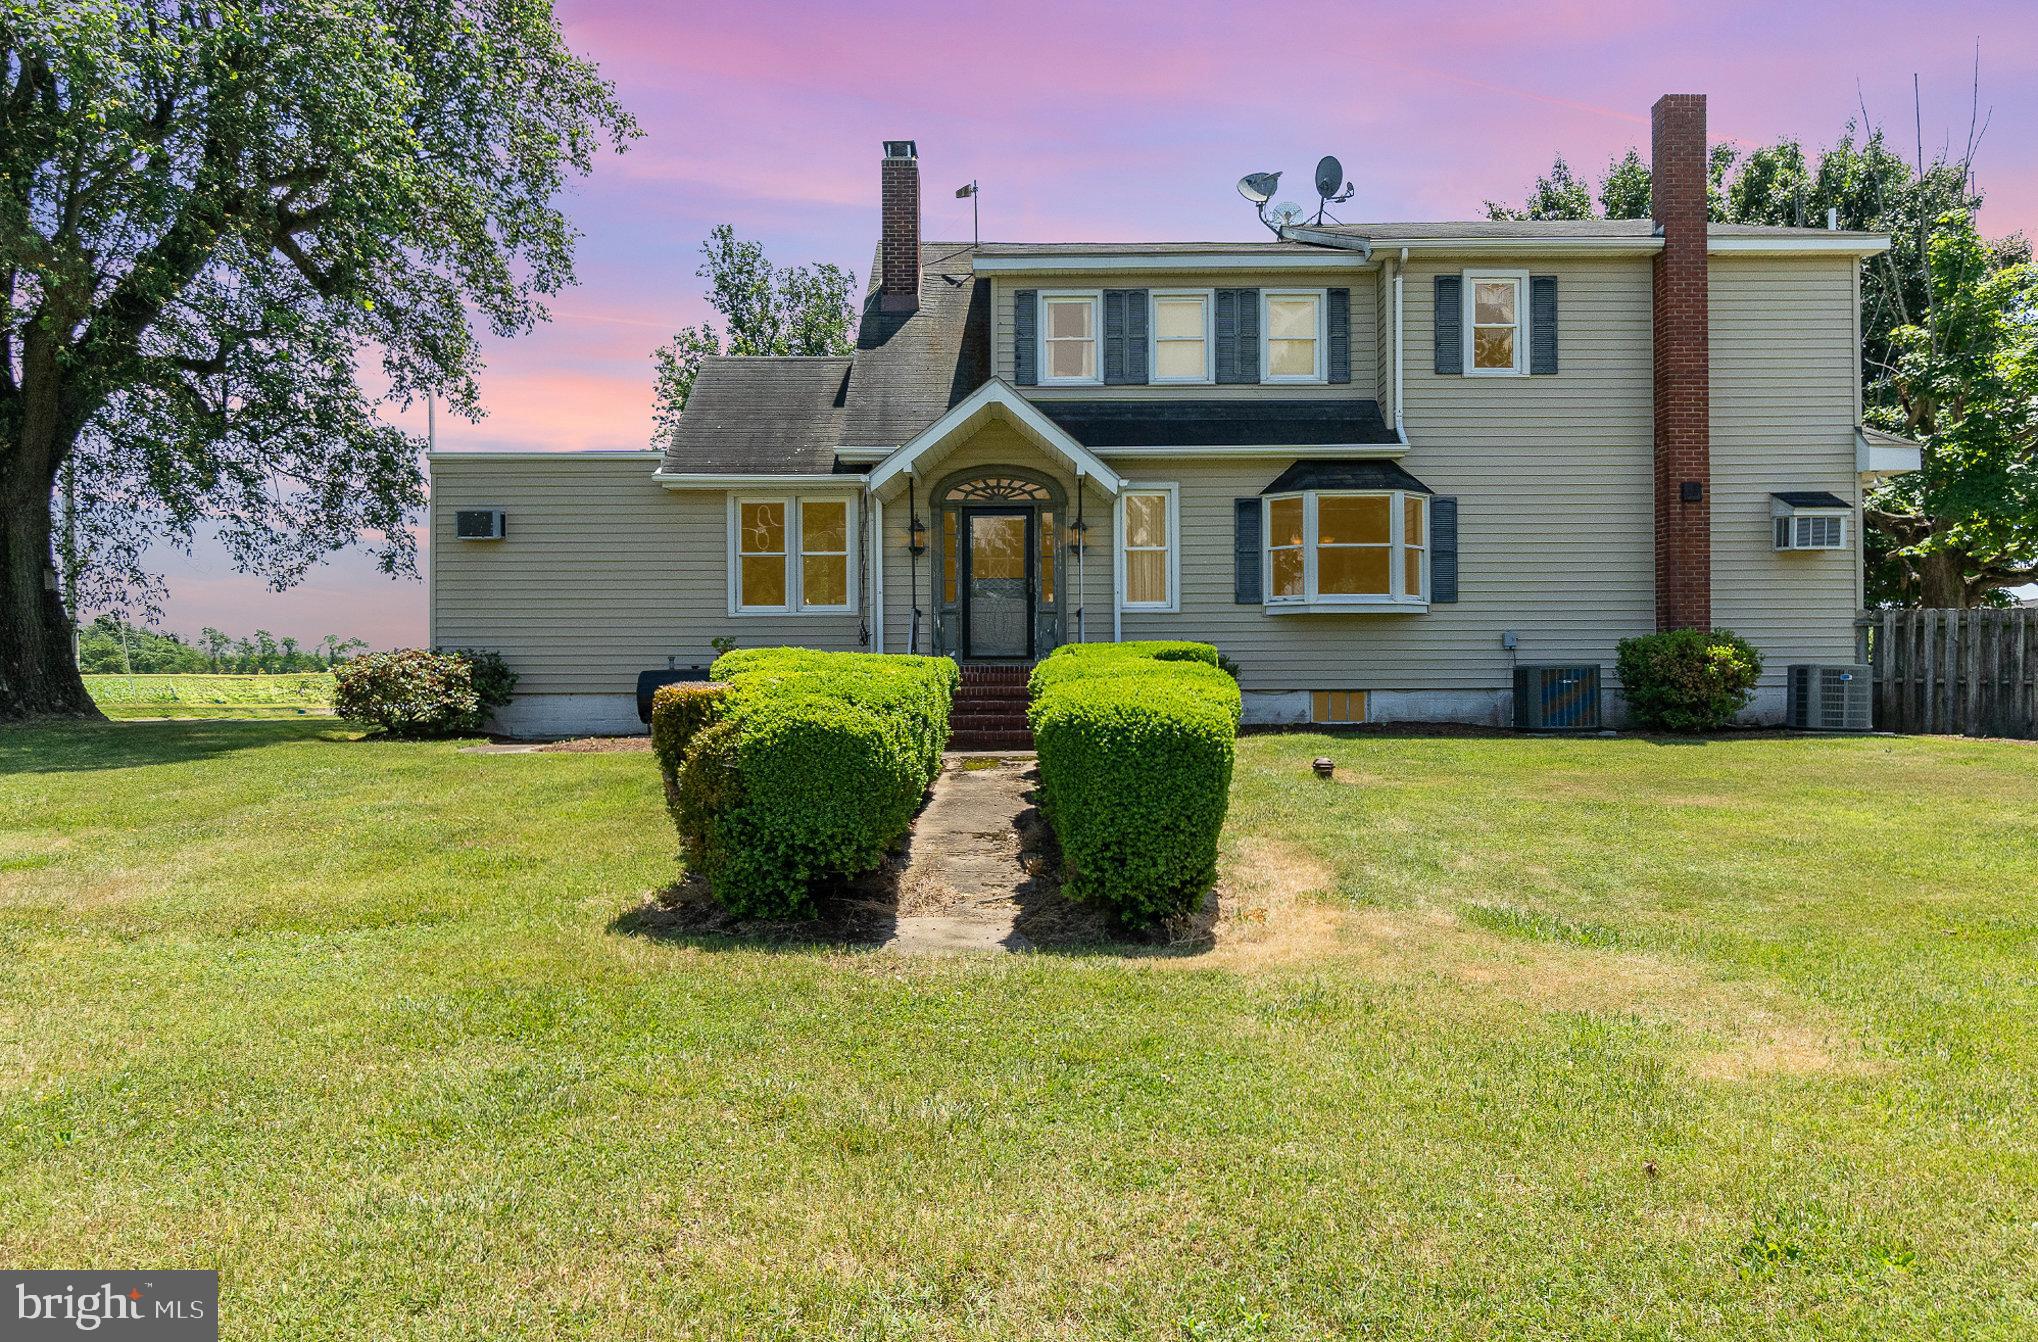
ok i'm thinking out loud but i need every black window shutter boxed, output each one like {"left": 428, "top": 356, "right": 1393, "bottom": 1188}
{"left": 1529, "top": 275, "right": 1558, "bottom": 374}
{"left": 1103, "top": 289, "right": 1148, "bottom": 384}
{"left": 1234, "top": 498, "right": 1263, "bottom": 603}
{"left": 1433, "top": 275, "right": 1463, "bottom": 375}
{"left": 1216, "top": 288, "right": 1260, "bottom": 383}
{"left": 1327, "top": 287, "right": 1351, "bottom": 384}
{"left": 1430, "top": 496, "right": 1459, "bottom": 603}
{"left": 1014, "top": 289, "right": 1038, "bottom": 385}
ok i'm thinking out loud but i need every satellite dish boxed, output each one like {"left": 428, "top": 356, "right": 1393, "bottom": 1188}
{"left": 1237, "top": 171, "right": 1281, "bottom": 205}
{"left": 1268, "top": 201, "right": 1306, "bottom": 228}
{"left": 1314, "top": 155, "right": 1345, "bottom": 200}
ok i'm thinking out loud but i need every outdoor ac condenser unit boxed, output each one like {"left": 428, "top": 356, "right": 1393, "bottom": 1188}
{"left": 1513, "top": 664, "right": 1602, "bottom": 730}
{"left": 1786, "top": 663, "right": 1873, "bottom": 731}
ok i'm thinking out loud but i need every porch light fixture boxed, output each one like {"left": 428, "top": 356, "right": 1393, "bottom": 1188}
{"left": 1066, "top": 516, "right": 1087, "bottom": 556}
{"left": 907, "top": 515, "right": 928, "bottom": 556}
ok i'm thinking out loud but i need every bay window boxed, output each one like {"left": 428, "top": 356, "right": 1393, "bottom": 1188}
{"left": 1263, "top": 490, "right": 1430, "bottom": 608}
{"left": 731, "top": 496, "right": 858, "bottom": 613}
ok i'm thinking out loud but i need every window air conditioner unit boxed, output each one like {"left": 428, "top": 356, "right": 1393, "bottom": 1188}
{"left": 454, "top": 508, "right": 507, "bottom": 540}
{"left": 1513, "top": 664, "right": 1602, "bottom": 730}
{"left": 1786, "top": 663, "right": 1872, "bottom": 731}
{"left": 1771, "top": 493, "right": 1850, "bottom": 551}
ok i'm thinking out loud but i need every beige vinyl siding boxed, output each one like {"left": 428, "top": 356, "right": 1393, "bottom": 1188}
{"left": 1374, "top": 264, "right": 1394, "bottom": 423}
{"left": 429, "top": 455, "right": 863, "bottom": 695}
{"left": 1708, "top": 256, "right": 1863, "bottom": 679}
{"left": 990, "top": 272, "right": 1378, "bottom": 401}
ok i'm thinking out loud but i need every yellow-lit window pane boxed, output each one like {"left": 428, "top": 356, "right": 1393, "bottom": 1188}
{"left": 1155, "top": 340, "right": 1206, "bottom": 379}
{"left": 1473, "top": 327, "right": 1515, "bottom": 370}
{"left": 942, "top": 511, "right": 957, "bottom": 604}
{"left": 1474, "top": 281, "right": 1516, "bottom": 325}
{"left": 1039, "top": 512, "right": 1055, "bottom": 604}
{"left": 1047, "top": 298, "right": 1092, "bottom": 338}
{"left": 970, "top": 513, "right": 1027, "bottom": 580}
{"left": 739, "top": 502, "right": 784, "bottom": 555}
{"left": 803, "top": 555, "right": 847, "bottom": 607}
{"left": 1404, "top": 545, "right": 1424, "bottom": 598}
{"left": 1267, "top": 295, "right": 1318, "bottom": 338}
{"left": 1268, "top": 339, "right": 1315, "bottom": 378}
{"left": 1319, "top": 545, "right": 1391, "bottom": 595}
{"left": 1124, "top": 492, "right": 1168, "bottom": 548}
{"left": 1317, "top": 494, "right": 1390, "bottom": 545}
{"left": 1403, "top": 495, "right": 1425, "bottom": 547}
{"left": 801, "top": 500, "right": 847, "bottom": 552}
{"left": 1125, "top": 549, "right": 1168, "bottom": 605}
{"left": 1269, "top": 545, "right": 1304, "bottom": 598}
{"left": 740, "top": 555, "right": 786, "bottom": 607}
{"left": 1154, "top": 296, "right": 1205, "bottom": 339}
{"left": 1268, "top": 496, "right": 1304, "bottom": 547}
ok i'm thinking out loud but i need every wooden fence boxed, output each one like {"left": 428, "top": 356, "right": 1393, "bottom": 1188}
{"left": 1857, "top": 607, "right": 2038, "bottom": 738}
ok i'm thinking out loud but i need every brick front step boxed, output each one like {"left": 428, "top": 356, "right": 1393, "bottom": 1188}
{"left": 953, "top": 693, "right": 1028, "bottom": 713}
{"left": 959, "top": 664, "right": 1032, "bottom": 684}
{"left": 951, "top": 712, "right": 1030, "bottom": 733}
{"left": 949, "top": 729, "right": 1034, "bottom": 751}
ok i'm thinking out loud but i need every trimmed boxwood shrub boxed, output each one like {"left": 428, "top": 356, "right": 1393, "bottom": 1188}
{"left": 334, "top": 648, "right": 516, "bottom": 738}
{"left": 1028, "top": 641, "right": 1241, "bottom": 926}
{"left": 1615, "top": 628, "right": 1765, "bottom": 732}
{"left": 651, "top": 648, "right": 956, "bottom": 918}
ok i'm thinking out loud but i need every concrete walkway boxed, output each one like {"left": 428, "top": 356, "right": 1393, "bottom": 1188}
{"left": 887, "top": 756, "right": 1043, "bottom": 953}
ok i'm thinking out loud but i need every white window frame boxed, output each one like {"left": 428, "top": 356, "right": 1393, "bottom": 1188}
{"left": 1262, "top": 489, "right": 1429, "bottom": 610}
{"left": 1037, "top": 290, "right": 1103, "bottom": 387}
{"left": 1148, "top": 288, "right": 1214, "bottom": 384}
{"left": 1260, "top": 288, "right": 1328, "bottom": 384}
{"left": 1462, "top": 269, "right": 1529, "bottom": 377}
{"left": 1116, "top": 483, "right": 1180, "bottom": 613}
{"left": 727, "top": 494, "right": 860, "bottom": 615}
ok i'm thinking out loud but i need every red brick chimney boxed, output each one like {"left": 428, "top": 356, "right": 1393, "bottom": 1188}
{"left": 880, "top": 140, "right": 920, "bottom": 314}
{"left": 1651, "top": 94, "right": 1711, "bottom": 630}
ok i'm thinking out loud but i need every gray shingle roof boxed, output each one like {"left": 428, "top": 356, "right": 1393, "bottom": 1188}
{"left": 659, "top": 357, "right": 852, "bottom": 474}
{"left": 973, "top": 240, "right": 1320, "bottom": 256}
{"left": 839, "top": 241, "right": 989, "bottom": 445}
{"left": 1262, "top": 459, "right": 1433, "bottom": 494}
{"left": 1039, "top": 399, "right": 1395, "bottom": 448}
{"left": 1301, "top": 219, "right": 1884, "bottom": 243}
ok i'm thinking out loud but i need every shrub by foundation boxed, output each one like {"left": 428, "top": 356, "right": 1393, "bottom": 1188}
{"left": 1615, "top": 629, "right": 1765, "bottom": 732}
{"left": 652, "top": 649, "right": 955, "bottom": 918}
{"left": 1028, "top": 642, "right": 1241, "bottom": 926}
{"left": 334, "top": 648, "right": 513, "bottom": 738}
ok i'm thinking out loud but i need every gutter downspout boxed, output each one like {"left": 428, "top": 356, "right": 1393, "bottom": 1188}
{"left": 1393, "top": 247, "right": 1408, "bottom": 441}
{"left": 1110, "top": 481, "right": 1122, "bottom": 644}
{"left": 871, "top": 492, "right": 885, "bottom": 653}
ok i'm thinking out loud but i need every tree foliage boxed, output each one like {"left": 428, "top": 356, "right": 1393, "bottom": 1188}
{"left": 0, "top": 0, "right": 635, "bottom": 718}
{"left": 649, "top": 225, "right": 858, "bottom": 442}
{"left": 76, "top": 615, "right": 366, "bottom": 672}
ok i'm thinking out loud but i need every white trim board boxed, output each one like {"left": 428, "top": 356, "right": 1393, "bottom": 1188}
{"left": 972, "top": 253, "right": 1375, "bottom": 274}
{"left": 865, "top": 380, "right": 1124, "bottom": 495}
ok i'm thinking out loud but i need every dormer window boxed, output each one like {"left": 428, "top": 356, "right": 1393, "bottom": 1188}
{"left": 1039, "top": 292, "right": 1100, "bottom": 384}
{"left": 1150, "top": 291, "right": 1212, "bottom": 383}
{"left": 1262, "top": 290, "right": 1326, "bottom": 382}
{"left": 1464, "top": 271, "right": 1527, "bottom": 375}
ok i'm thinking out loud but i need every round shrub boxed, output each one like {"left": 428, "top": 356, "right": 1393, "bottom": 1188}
{"left": 447, "top": 648, "right": 519, "bottom": 717}
{"left": 1615, "top": 629, "right": 1765, "bottom": 732}
{"left": 334, "top": 649, "right": 485, "bottom": 738}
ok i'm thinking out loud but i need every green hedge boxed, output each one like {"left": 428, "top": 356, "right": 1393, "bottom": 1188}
{"left": 650, "top": 648, "right": 956, "bottom": 917}
{"left": 1615, "top": 629, "right": 1764, "bottom": 732}
{"left": 1028, "top": 641, "right": 1241, "bottom": 925}
{"left": 333, "top": 648, "right": 516, "bottom": 738}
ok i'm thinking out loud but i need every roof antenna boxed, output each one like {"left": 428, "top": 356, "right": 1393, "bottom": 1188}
{"left": 955, "top": 180, "right": 979, "bottom": 247}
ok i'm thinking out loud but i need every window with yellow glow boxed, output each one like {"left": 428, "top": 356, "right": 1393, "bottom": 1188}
{"left": 800, "top": 500, "right": 849, "bottom": 609}
{"left": 1121, "top": 488, "right": 1174, "bottom": 609}
{"left": 1465, "top": 273, "right": 1525, "bottom": 374}
{"left": 734, "top": 497, "right": 855, "bottom": 612}
{"left": 1263, "top": 490, "right": 1428, "bottom": 606}
{"left": 737, "top": 501, "right": 787, "bottom": 609}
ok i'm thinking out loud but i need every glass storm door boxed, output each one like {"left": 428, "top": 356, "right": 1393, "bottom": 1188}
{"left": 962, "top": 508, "right": 1034, "bottom": 659}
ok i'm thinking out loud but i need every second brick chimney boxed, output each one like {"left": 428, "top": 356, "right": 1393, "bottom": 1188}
{"left": 880, "top": 140, "right": 921, "bottom": 314}
{"left": 1651, "top": 94, "right": 1711, "bottom": 631}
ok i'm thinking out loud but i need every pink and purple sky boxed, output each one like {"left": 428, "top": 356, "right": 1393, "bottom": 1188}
{"left": 141, "top": 0, "right": 2038, "bottom": 647}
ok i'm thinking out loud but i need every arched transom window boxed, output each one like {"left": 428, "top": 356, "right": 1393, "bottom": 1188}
{"left": 944, "top": 475, "right": 1051, "bottom": 503}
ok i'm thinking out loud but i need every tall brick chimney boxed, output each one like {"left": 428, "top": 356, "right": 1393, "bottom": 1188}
{"left": 1650, "top": 94, "right": 1711, "bottom": 631}
{"left": 879, "top": 140, "right": 920, "bottom": 314}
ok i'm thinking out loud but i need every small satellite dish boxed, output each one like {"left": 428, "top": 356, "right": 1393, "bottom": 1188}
{"left": 1237, "top": 171, "right": 1281, "bottom": 205}
{"left": 1268, "top": 201, "right": 1306, "bottom": 228}
{"left": 1314, "top": 155, "right": 1345, "bottom": 200}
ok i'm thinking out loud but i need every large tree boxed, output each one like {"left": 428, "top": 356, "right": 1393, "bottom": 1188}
{"left": 649, "top": 225, "right": 857, "bottom": 442}
{"left": 1, "top": 1, "right": 634, "bottom": 719}
{"left": 1483, "top": 118, "right": 2028, "bottom": 607}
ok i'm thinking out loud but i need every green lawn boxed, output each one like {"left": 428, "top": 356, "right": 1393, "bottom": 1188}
{"left": 84, "top": 672, "right": 335, "bottom": 719}
{"left": 2, "top": 721, "right": 2035, "bottom": 1339}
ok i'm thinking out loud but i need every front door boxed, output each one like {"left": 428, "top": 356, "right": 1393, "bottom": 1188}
{"left": 962, "top": 508, "right": 1034, "bottom": 659}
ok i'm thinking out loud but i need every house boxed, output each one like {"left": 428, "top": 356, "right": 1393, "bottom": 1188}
{"left": 428, "top": 93, "right": 1919, "bottom": 738}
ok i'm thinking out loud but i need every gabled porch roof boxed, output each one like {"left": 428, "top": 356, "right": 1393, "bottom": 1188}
{"left": 866, "top": 380, "right": 1124, "bottom": 496}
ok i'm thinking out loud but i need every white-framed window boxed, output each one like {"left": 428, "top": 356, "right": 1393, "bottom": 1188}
{"left": 1118, "top": 484, "right": 1179, "bottom": 611}
{"left": 1463, "top": 270, "right": 1527, "bottom": 376}
{"left": 1263, "top": 490, "right": 1430, "bottom": 608}
{"left": 1261, "top": 289, "right": 1327, "bottom": 383}
{"left": 1039, "top": 291, "right": 1101, "bottom": 385}
{"left": 730, "top": 495, "right": 858, "bottom": 614}
{"left": 1150, "top": 289, "right": 1213, "bottom": 383}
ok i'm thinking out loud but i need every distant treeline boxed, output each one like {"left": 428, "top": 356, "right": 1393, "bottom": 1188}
{"left": 78, "top": 617, "right": 369, "bottom": 675}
